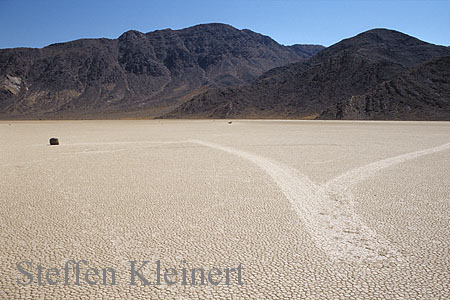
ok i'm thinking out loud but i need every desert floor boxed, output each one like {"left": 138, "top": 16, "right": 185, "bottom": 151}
{"left": 0, "top": 120, "right": 449, "bottom": 299}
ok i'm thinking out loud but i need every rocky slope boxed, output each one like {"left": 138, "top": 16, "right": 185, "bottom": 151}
{"left": 0, "top": 23, "right": 323, "bottom": 118}
{"left": 320, "top": 56, "right": 450, "bottom": 120}
{"left": 164, "top": 29, "right": 450, "bottom": 120}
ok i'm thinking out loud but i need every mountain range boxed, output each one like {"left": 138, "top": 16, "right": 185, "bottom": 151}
{"left": 0, "top": 23, "right": 322, "bottom": 119}
{"left": 1, "top": 23, "right": 449, "bottom": 120}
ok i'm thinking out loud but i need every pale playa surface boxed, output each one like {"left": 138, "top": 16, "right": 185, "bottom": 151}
{"left": 0, "top": 120, "right": 449, "bottom": 299}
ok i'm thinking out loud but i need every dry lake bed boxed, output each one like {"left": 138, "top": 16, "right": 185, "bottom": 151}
{"left": 0, "top": 120, "right": 449, "bottom": 299}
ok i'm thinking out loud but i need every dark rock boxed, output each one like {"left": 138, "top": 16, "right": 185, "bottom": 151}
{"left": 164, "top": 29, "right": 450, "bottom": 120}
{"left": 0, "top": 23, "right": 323, "bottom": 119}
{"left": 287, "top": 44, "right": 325, "bottom": 59}
{"left": 320, "top": 56, "right": 450, "bottom": 120}
{"left": 49, "top": 138, "right": 59, "bottom": 145}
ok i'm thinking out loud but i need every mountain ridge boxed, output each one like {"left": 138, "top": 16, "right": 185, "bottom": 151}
{"left": 2, "top": 26, "right": 450, "bottom": 120}
{"left": 0, "top": 23, "right": 324, "bottom": 119}
{"left": 163, "top": 28, "right": 450, "bottom": 120}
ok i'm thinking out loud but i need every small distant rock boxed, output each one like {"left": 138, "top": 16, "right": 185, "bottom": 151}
{"left": 228, "top": 121, "right": 232, "bottom": 124}
{"left": 49, "top": 138, "right": 59, "bottom": 145}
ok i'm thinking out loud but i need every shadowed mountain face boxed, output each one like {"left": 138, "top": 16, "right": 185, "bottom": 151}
{"left": 320, "top": 56, "right": 450, "bottom": 120}
{"left": 0, "top": 23, "right": 323, "bottom": 118}
{"left": 165, "top": 29, "right": 450, "bottom": 120}
{"left": 287, "top": 44, "right": 326, "bottom": 59}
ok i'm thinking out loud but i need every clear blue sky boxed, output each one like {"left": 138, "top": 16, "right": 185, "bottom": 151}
{"left": 1, "top": 0, "right": 449, "bottom": 49}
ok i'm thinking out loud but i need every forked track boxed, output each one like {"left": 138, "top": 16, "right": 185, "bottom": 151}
{"left": 62, "top": 139, "right": 450, "bottom": 264}
{"left": 190, "top": 140, "right": 450, "bottom": 264}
